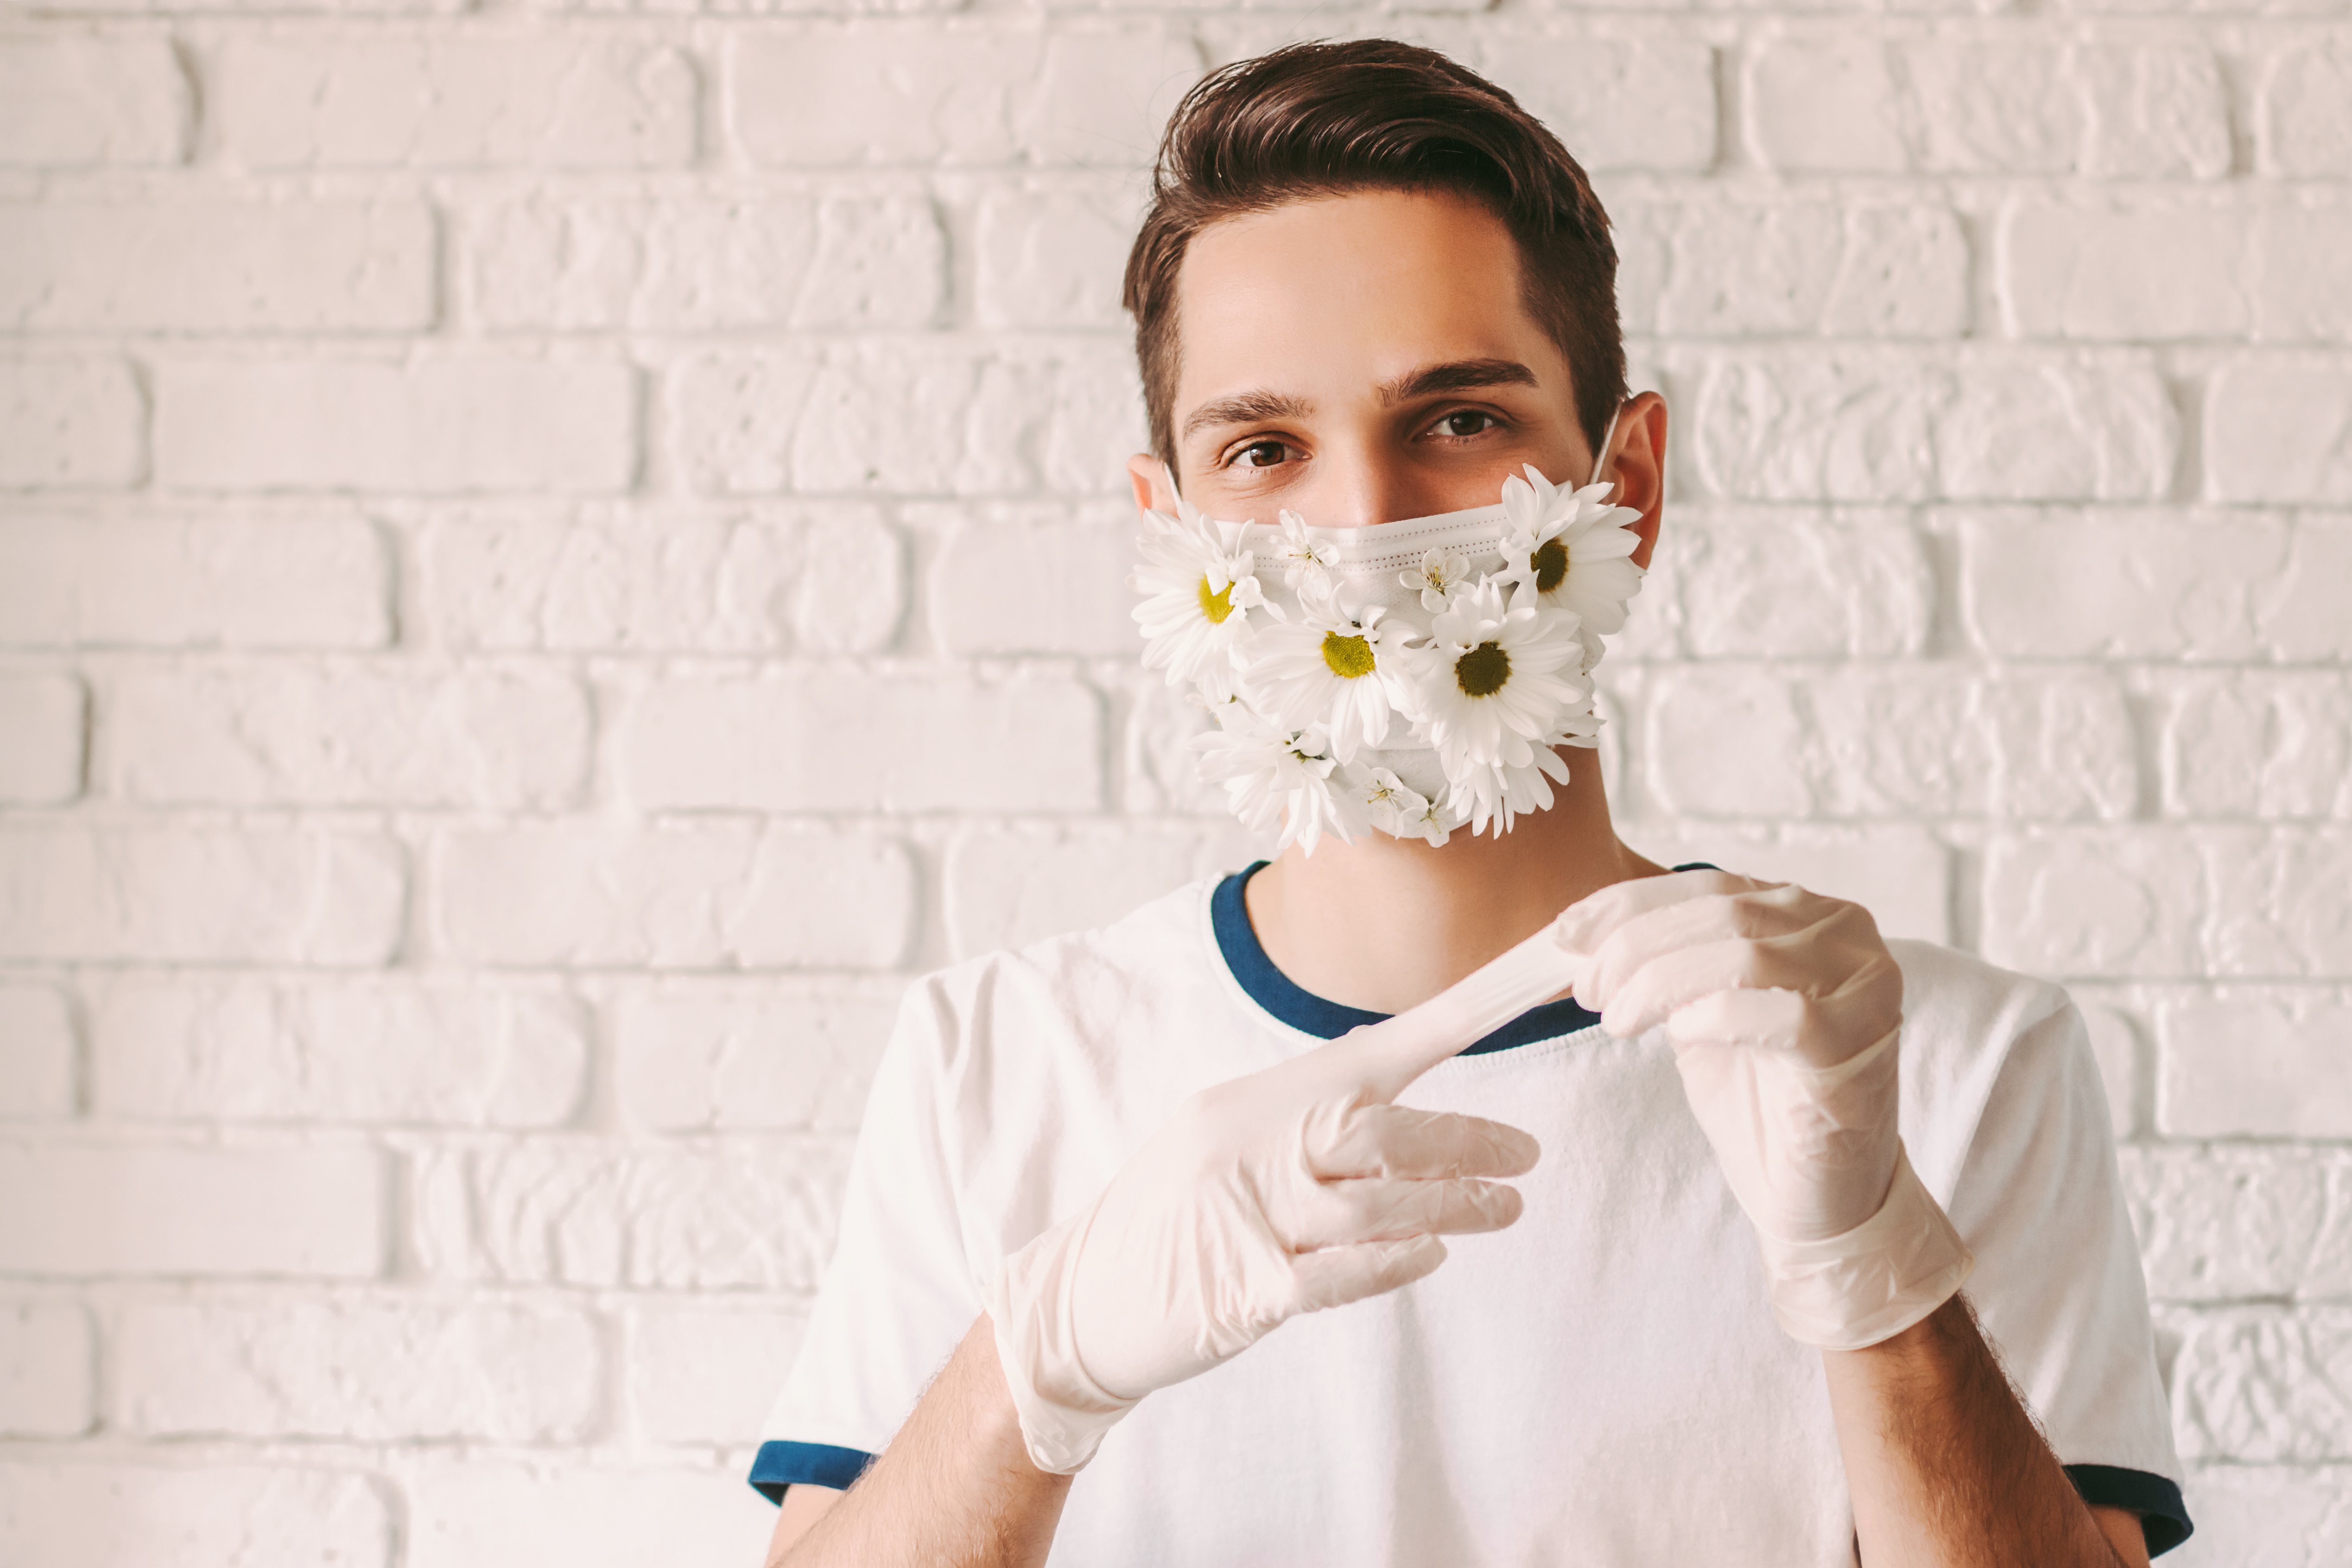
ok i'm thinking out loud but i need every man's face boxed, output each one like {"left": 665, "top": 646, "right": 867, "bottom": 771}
{"left": 1134, "top": 187, "right": 1597, "bottom": 529}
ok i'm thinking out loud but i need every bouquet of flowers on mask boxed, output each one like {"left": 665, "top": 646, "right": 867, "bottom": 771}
{"left": 1132, "top": 467, "right": 1645, "bottom": 853}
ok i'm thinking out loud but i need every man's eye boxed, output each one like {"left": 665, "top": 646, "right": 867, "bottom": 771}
{"left": 1236, "top": 440, "right": 1290, "bottom": 469}
{"left": 1433, "top": 411, "right": 1499, "bottom": 439}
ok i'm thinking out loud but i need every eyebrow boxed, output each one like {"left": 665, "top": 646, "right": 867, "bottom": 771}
{"left": 1178, "top": 358, "right": 1541, "bottom": 443}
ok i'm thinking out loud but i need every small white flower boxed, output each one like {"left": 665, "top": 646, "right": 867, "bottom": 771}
{"left": 1191, "top": 703, "right": 1363, "bottom": 857}
{"left": 1351, "top": 763, "right": 1455, "bottom": 848}
{"left": 1450, "top": 746, "right": 1577, "bottom": 839}
{"left": 1398, "top": 547, "right": 1475, "bottom": 614}
{"left": 1269, "top": 510, "right": 1337, "bottom": 594}
{"left": 1397, "top": 574, "right": 1593, "bottom": 785}
{"left": 1497, "top": 463, "right": 1647, "bottom": 669}
{"left": 1238, "top": 583, "right": 1401, "bottom": 764}
{"left": 1131, "top": 498, "right": 1266, "bottom": 701}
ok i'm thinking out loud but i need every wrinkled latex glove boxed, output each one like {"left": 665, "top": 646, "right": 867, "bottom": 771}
{"left": 987, "top": 926, "right": 1579, "bottom": 1473}
{"left": 1558, "top": 868, "right": 1973, "bottom": 1351}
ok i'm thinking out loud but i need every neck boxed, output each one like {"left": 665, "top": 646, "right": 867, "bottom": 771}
{"left": 1242, "top": 747, "right": 1662, "bottom": 1016}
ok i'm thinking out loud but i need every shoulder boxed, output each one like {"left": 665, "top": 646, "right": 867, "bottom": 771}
{"left": 1888, "top": 939, "right": 2079, "bottom": 1199}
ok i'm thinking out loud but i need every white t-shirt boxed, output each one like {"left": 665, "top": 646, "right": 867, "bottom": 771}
{"left": 753, "top": 864, "right": 2192, "bottom": 1562}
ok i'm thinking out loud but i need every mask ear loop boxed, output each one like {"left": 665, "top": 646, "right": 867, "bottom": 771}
{"left": 1588, "top": 403, "right": 1626, "bottom": 491}
{"left": 1161, "top": 459, "right": 1183, "bottom": 508}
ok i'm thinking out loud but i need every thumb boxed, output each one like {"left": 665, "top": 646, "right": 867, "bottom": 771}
{"left": 1331, "top": 919, "right": 1587, "bottom": 1103}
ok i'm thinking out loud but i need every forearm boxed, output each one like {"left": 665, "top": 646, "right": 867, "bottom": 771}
{"left": 1823, "top": 1294, "right": 2134, "bottom": 1568}
{"left": 768, "top": 1316, "right": 1073, "bottom": 1568}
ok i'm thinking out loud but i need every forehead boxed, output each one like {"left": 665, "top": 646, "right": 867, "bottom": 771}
{"left": 1172, "top": 188, "right": 1564, "bottom": 412}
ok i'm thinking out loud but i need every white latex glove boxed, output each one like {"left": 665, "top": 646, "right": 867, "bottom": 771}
{"left": 987, "top": 926, "right": 1582, "bottom": 1473}
{"left": 1557, "top": 869, "right": 1973, "bottom": 1351}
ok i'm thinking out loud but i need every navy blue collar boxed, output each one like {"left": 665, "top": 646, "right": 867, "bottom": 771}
{"left": 1210, "top": 860, "right": 1604, "bottom": 1055}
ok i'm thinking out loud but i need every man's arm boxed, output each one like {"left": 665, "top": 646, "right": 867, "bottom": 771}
{"left": 765, "top": 1315, "right": 1072, "bottom": 1568}
{"left": 1825, "top": 1292, "right": 2149, "bottom": 1568}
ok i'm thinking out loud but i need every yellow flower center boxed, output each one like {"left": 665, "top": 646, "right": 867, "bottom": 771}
{"left": 1533, "top": 538, "right": 1569, "bottom": 595}
{"left": 1320, "top": 631, "right": 1376, "bottom": 679}
{"left": 1455, "top": 641, "right": 1512, "bottom": 698}
{"left": 1198, "top": 575, "right": 1235, "bottom": 624}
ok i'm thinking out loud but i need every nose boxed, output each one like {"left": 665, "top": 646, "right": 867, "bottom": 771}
{"left": 1305, "top": 439, "right": 1411, "bottom": 530}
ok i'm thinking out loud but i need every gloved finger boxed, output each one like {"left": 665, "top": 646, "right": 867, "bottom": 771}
{"left": 1598, "top": 918, "right": 1880, "bottom": 1041}
{"left": 1553, "top": 868, "right": 1776, "bottom": 963}
{"left": 1287, "top": 1176, "right": 1524, "bottom": 1249}
{"left": 1287, "top": 1234, "right": 1447, "bottom": 1315}
{"left": 1664, "top": 956, "right": 1902, "bottom": 1068}
{"left": 1328, "top": 921, "right": 1586, "bottom": 1104}
{"left": 1575, "top": 885, "right": 1832, "bottom": 1009}
{"left": 1311, "top": 1102, "right": 1540, "bottom": 1181}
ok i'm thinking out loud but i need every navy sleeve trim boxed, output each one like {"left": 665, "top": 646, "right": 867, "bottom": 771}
{"left": 2065, "top": 1464, "right": 2193, "bottom": 1557}
{"left": 748, "top": 1440, "right": 876, "bottom": 1504}
{"left": 1212, "top": 860, "right": 1602, "bottom": 1053}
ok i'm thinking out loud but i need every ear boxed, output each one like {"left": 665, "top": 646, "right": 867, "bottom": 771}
{"left": 1127, "top": 452, "right": 1179, "bottom": 514}
{"left": 1607, "top": 392, "right": 1669, "bottom": 571}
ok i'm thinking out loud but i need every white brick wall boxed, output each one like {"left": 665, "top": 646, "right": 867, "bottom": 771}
{"left": 0, "top": 4, "right": 2344, "bottom": 1563}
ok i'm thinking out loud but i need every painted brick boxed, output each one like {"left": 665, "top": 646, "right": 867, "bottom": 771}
{"left": 793, "top": 511, "right": 907, "bottom": 653}
{"left": 0, "top": 1301, "right": 92, "bottom": 1436}
{"left": 625, "top": 1299, "right": 805, "bottom": 1446}
{"left": 0, "top": 39, "right": 188, "bottom": 166}
{"left": 2158, "top": 673, "right": 2352, "bottom": 819}
{"left": 0, "top": 673, "right": 83, "bottom": 804}
{"left": 0, "top": 825, "right": 404, "bottom": 965}
{"left": 945, "top": 822, "right": 1257, "bottom": 958}
{"left": 0, "top": 201, "right": 434, "bottom": 333}
{"left": 89, "top": 978, "right": 587, "bottom": 1127}
{"left": 411, "top": 1137, "right": 849, "bottom": 1292}
{"left": 1958, "top": 510, "right": 2352, "bottom": 663}
{"left": 972, "top": 183, "right": 1140, "bottom": 330}
{"left": 0, "top": 1463, "right": 388, "bottom": 1568}
{"left": 0, "top": 1141, "right": 384, "bottom": 1277}
{"left": 1686, "top": 350, "right": 2173, "bottom": 502}
{"left": 1420, "top": 26, "right": 1717, "bottom": 175}
{"left": 2202, "top": 830, "right": 2352, "bottom": 978}
{"left": 0, "top": 511, "right": 390, "bottom": 649}
{"left": 2170, "top": 1465, "right": 2352, "bottom": 1568}
{"left": 153, "top": 356, "right": 638, "bottom": 494}
{"left": 406, "top": 1460, "right": 770, "bottom": 1568}
{"left": 2174, "top": 1307, "right": 2352, "bottom": 1462}
{"left": 0, "top": 359, "right": 145, "bottom": 490}
{"left": 619, "top": 670, "right": 1102, "bottom": 813}
{"left": 926, "top": 504, "right": 1135, "bottom": 656}
{"left": 461, "top": 191, "right": 943, "bottom": 330}
{"left": 610, "top": 980, "right": 898, "bottom": 1133}
{"left": 2157, "top": 989, "right": 2352, "bottom": 1138}
{"left": 729, "top": 24, "right": 1199, "bottom": 168}
{"left": 2259, "top": 42, "right": 2352, "bottom": 179}
{"left": 1743, "top": 36, "right": 1909, "bottom": 175}
{"left": 214, "top": 37, "right": 696, "bottom": 169}
{"left": 2121, "top": 1146, "right": 2352, "bottom": 1302}
{"left": 2206, "top": 355, "right": 2352, "bottom": 505}
{"left": 1613, "top": 824, "right": 1953, "bottom": 945}
{"left": 0, "top": 986, "right": 76, "bottom": 1122}
{"left": 1981, "top": 830, "right": 2204, "bottom": 978}
{"left": 97, "top": 663, "right": 592, "bottom": 809}
{"left": 431, "top": 824, "right": 913, "bottom": 970}
{"left": 1999, "top": 197, "right": 2250, "bottom": 340}
{"left": 1645, "top": 201, "right": 1969, "bottom": 339}
{"left": 1121, "top": 663, "right": 1225, "bottom": 817}
{"left": 116, "top": 1295, "right": 601, "bottom": 1441}
{"left": 669, "top": 341, "right": 1142, "bottom": 495}
{"left": 1664, "top": 510, "right": 1934, "bottom": 660}
{"left": 2253, "top": 205, "right": 2352, "bottom": 343}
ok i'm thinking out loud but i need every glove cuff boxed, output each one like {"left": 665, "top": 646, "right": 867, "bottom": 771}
{"left": 983, "top": 1201, "right": 1139, "bottom": 1475}
{"left": 1754, "top": 1142, "right": 1974, "bottom": 1351}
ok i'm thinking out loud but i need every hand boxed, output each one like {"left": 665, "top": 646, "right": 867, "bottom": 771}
{"left": 987, "top": 928, "right": 1577, "bottom": 1474}
{"left": 1557, "top": 869, "right": 1972, "bottom": 1350}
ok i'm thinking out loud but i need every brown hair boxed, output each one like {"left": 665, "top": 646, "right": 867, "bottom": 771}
{"left": 1123, "top": 39, "right": 1627, "bottom": 470}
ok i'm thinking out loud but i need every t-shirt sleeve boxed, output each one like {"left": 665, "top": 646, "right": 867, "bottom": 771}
{"left": 1941, "top": 997, "right": 2193, "bottom": 1556}
{"left": 749, "top": 977, "right": 980, "bottom": 1502}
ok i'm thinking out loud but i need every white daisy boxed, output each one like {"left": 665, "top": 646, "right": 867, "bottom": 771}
{"left": 1131, "top": 499, "right": 1266, "bottom": 700}
{"left": 1398, "top": 573, "right": 1594, "bottom": 788}
{"left": 1191, "top": 703, "right": 1363, "bottom": 857}
{"left": 1269, "top": 509, "right": 1337, "bottom": 594}
{"left": 1497, "top": 464, "right": 1647, "bottom": 668}
{"left": 1449, "top": 744, "right": 1580, "bottom": 838}
{"left": 1350, "top": 763, "right": 1456, "bottom": 848}
{"left": 1238, "top": 584, "right": 1402, "bottom": 764}
{"left": 1398, "top": 547, "right": 1475, "bottom": 613}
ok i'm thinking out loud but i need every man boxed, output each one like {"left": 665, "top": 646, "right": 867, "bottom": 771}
{"left": 752, "top": 40, "right": 2191, "bottom": 1566}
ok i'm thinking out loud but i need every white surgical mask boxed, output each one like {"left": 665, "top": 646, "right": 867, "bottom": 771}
{"left": 1132, "top": 408, "right": 1645, "bottom": 853}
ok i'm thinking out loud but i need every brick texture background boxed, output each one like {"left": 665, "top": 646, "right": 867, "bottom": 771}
{"left": 0, "top": 5, "right": 2346, "bottom": 1564}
